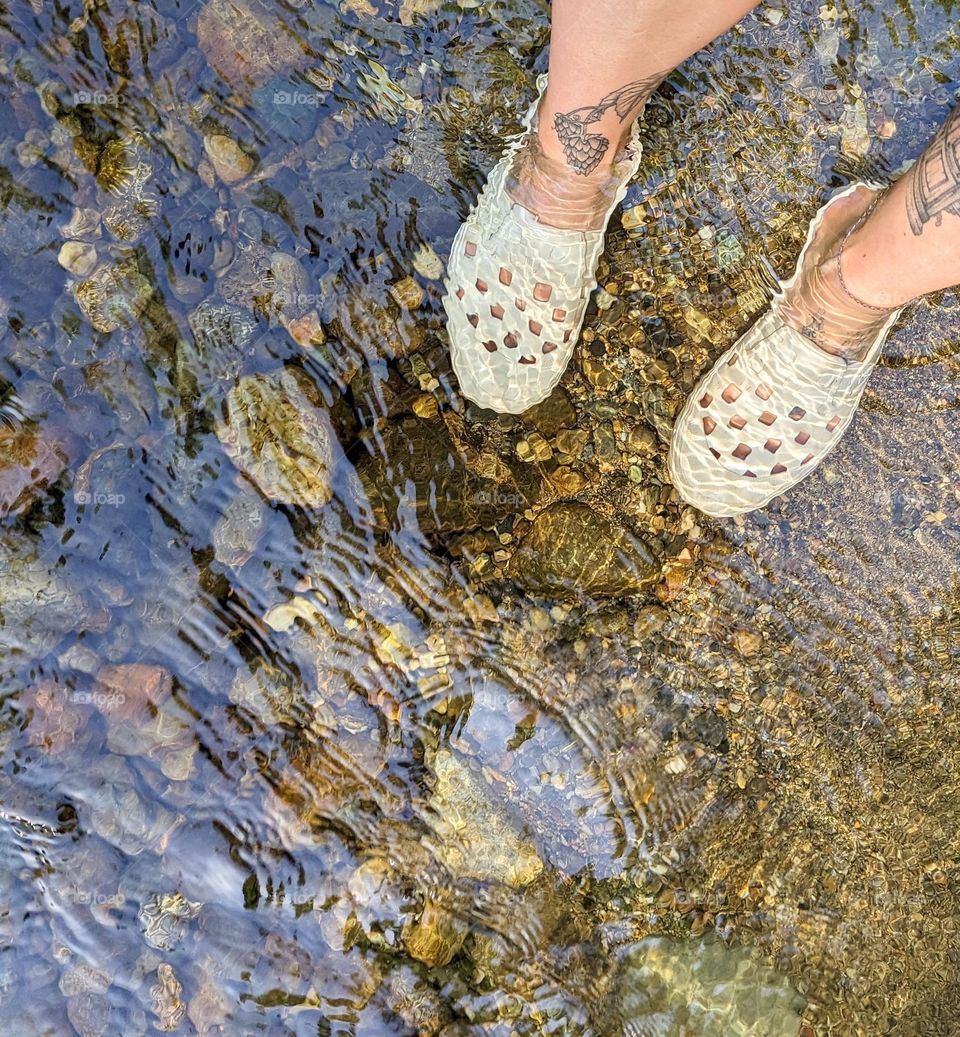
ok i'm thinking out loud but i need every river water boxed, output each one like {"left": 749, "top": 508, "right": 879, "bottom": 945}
{"left": 0, "top": 0, "right": 958, "bottom": 1034}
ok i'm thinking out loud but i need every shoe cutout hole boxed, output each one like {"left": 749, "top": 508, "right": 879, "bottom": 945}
{"left": 699, "top": 393, "right": 713, "bottom": 408}
{"left": 455, "top": 287, "right": 464, "bottom": 300}
{"left": 552, "top": 307, "right": 566, "bottom": 321}
{"left": 703, "top": 417, "right": 717, "bottom": 435}
{"left": 771, "top": 463, "right": 788, "bottom": 475}
{"left": 519, "top": 356, "right": 536, "bottom": 365}
{"left": 467, "top": 313, "right": 479, "bottom": 328}
{"left": 503, "top": 333, "right": 518, "bottom": 349}
{"left": 490, "top": 304, "right": 504, "bottom": 319}
{"left": 483, "top": 340, "right": 497, "bottom": 352}
{"left": 529, "top": 320, "right": 542, "bottom": 336}
{"left": 756, "top": 382, "right": 772, "bottom": 400}
{"left": 515, "top": 297, "right": 526, "bottom": 311}
{"left": 543, "top": 342, "right": 558, "bottom": 354}
{"left": 800, "top": 452, "right": 815, "bottom": 465}
{"left": 727, "top": 354, "right": 738, "bottom": 366}
{"left": 709, "top": 447, "right": 721, "bottom": 459}
{"left": 732, "top": 443, "right": 752, "bottom": 460}
{"left": 795, "top": 431, "right": 810, "bottom": 445}
{"left": 476, "top": 278, "right": 488, "bottom": 293}
{"left": 758, "top": 411, "right": 777, "bottom": 426}
{"left": 764, "top": 438, "right": 782, "bottom": 454}
{"left": 533, "top": 282, "right": 552, "bottom": 302}
{"left": 722, "top": 384, "right": 742, "bottom": 404}
{"left": 499, "top": 266, "right": 512, "bottom": 286}
{"left": 728, "top": 415, "right": 747, "bottom": 430}
{"left": 465, "top": 241, "right": 477, "bottom": 257}
{"left": 563, "top": 330, "right": 572, "bottom": 343}
{"left": 826, "top": 415, "right": 841, "bottom": 432}
{"left": 744, "top": 470, "right": 757, "bottom": 478}
{"left": 789, "top": 406, "right": 806, "bottom": 420}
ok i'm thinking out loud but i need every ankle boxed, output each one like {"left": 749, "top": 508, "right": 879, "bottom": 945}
{"left": 780, "top": 251, "right": 893, "bottom": 362}
{"left": 534, "top": 87, "right": 639, "bottom": 175}
{"left": 834, "top": 223, "right": 916, "bottom": 312}
{"left": 505, "top": 130, "right": 624, "bottom": 232}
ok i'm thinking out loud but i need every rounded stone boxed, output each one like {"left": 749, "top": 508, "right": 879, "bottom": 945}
{"left": 508, "top": 502, "right": 659, "bottom": 598}
{"left": 66, "top": 992, "right": 111, "bottom": 1037}
{"left": 203, "top": 134, "right": 254, "bottom": 184}
{"left": 215, "top": 366, "right": 336, "bottom": 508}
{"left": 58, "top": 241, "right": 98, "bottom": 277}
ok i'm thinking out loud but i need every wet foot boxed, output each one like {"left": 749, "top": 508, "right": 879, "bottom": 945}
{"left": 504, "top": 97, "right": 634, "bottom": 233}
{"left": 778, "top": 185, "right": 899, "bottom": 362}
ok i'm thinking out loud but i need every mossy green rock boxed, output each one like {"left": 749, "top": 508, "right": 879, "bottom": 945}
{"left": 618, "top": 936, "right": 805, "bottom": 1036}
{"left": 508, "top": 502, "right": 659, "bottom": 597}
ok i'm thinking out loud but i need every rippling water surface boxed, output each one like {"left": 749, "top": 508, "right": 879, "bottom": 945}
{"left": 0, "top": 0, "right": 959, "bottom": 1034}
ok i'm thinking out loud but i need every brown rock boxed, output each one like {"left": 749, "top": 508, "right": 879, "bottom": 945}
{"left": 554, "top": 428, "right": 591, "bottom": 459}
{"left": 203, "top": 134, "right": 254, "bottom": 184}
{"left": 521, "top": 387, "right": 577, "bottom": 436}
{"left": 733, "top": 629, "right": 762, "bottom": 658}
{"left": 150, "top": 963, "right": 185, "bottom": 1032}
{"left": 388, "top": 275, "right": 424, "bottom": 311}
{"left": 283, "top": 309, "right": 326, "bottom": 347}
{"left": 215, "top": 367, "right": 336, "bottom": 508}
{"left": 93, "top": 663, "right": 173, "bottom": 723}
{"left": 24, "top": 680, "right": 91, "bottom": 754}
{"left": 548, "top": 467, "right": 587, "bottom": 496}
{"left": 357, "top": 417, "right": 543, "bottom": 535}
{"left": 411, "top": 394, "right": 439, "bottom": 419}
{"left": 401, "top": 898, "right": 467, "bottom": 967}
{"left": 0, "top": 423, "right": 71, "bottom": 516}
{"left": 430, "top": 749, "right": 543, "bottom": 888}
{"left": 626, "top": 424, "right": 658, "bottom": 456}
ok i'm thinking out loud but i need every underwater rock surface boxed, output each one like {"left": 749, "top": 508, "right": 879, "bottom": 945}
{"left": 215, "top": 367, "right": 336, "bottom": 507}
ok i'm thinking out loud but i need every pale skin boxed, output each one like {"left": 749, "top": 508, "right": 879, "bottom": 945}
{"left": 517, "top": 0, "right": 960, "bottom": 360}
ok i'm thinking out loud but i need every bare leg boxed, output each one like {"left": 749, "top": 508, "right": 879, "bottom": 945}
{"left": 508, "top": 0, "right": 760, "bottom": 231}
{"left": 782, "top": 107, "right": 960, "bottom": 361}
{"left": 541, "top": 0, "right": 760, "bottom": 169}
{"left": 849, "top": 107, "right": 960, "bottom": 306}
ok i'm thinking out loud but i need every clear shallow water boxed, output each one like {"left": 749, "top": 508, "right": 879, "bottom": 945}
{"left": 0, "top": 0, "right": 958, "bottom": 1034}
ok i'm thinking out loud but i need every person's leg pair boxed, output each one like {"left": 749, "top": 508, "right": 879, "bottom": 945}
{"left": 444, "top": 1, "right": 960, "bottom": 514}
{"left": 540, "top": 0, "right": 960, "bottom": 342}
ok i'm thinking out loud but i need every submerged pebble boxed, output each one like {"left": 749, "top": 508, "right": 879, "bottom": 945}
{"left": 203, "top": 134, "right": 254, "bottom": 184}
{"left": 617, "top": 936, "right": 805, "bottom": 1036}
{"left": 429, "top": 749, "right": 543, "bottom": 888}
{"left": 58, "top": 240, "right": 97, "bottom": 277}
{"left": 150, "top": 963, "right": 185, "bottom": 1032}
{"left": 508, "top": 503, "right": 660, "bottom": 598}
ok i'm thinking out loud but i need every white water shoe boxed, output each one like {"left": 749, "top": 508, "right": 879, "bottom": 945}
{"left": 669, "top": 182, "right": 903, "bottom": 518}
{"left": 443, "top": 72, "right": 644, "bottom": 414}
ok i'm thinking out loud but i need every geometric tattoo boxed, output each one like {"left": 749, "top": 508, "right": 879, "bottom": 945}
{"left": 906, "top": 106, "right": 960, "bottom": 236}
{"left": 553, "top": 71, "right": 668, "bottom": 175}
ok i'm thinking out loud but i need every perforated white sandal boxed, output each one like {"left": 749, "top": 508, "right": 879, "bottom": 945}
{"left": 669, "top": 182, "right": 903, "bottom": 518}
{"left": 443, "top": 73, "right": 643, "bottom": 414}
